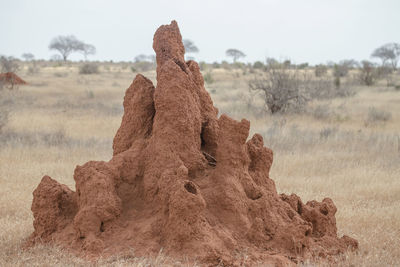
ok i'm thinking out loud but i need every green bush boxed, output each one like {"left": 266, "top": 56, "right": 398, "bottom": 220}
{"left": 297, "top": 63, "right": 308, "bottom": 69}
{"left": 253, "top": 61, "right": 264, "bottom": 69}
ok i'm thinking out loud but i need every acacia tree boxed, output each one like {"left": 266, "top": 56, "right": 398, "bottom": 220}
{"left": 226, "top": 49, "right": 246, "bottom": 62}
{"left": 49, "top": 35, "right": 96, "bottom": 61}
{"left": 49, "top": 35, "right": 83, "bottom": 61}
{"left": 183, "top": 39, "right": 199, "bottom": 61}
{"left": 371, "top": 43, "right": 400, "bottom": 70}
{"left": 21, "top": 53, "right": 35, "bottom": 61}
{"left": 183, "top": 39, "right": 199, "bottom": 54}
{"left": 80, "top": 43, "right": 96, "bottom": 60}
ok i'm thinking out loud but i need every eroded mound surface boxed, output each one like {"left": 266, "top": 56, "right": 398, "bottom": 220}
{"left": 26, "top": 21, "right": 357, "bottom": 266}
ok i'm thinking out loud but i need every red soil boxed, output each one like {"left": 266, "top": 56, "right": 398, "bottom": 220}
{"left": 25, "top": 21, "right": 357, "bottom": 266}
{"left": 0, "top": 72, "right": 27, "bottom": 87}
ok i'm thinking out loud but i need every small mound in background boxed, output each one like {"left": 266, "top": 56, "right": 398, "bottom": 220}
{"left": 25, "top": 21, "right": 357, "bottom": 266}
{"left": 0, "top": 72, "right": 27, "bottom": 88}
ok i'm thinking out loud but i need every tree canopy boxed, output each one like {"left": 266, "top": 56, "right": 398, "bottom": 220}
{"left": 226, "top": 49, "right": 246, "bottom": 62}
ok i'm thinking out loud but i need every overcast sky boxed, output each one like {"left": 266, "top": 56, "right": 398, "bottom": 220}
{"left": 1, "top": 0, "right": 399, "bottom": 64}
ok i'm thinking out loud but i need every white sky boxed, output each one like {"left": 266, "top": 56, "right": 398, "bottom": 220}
{"left": 1, "top": 0, "right": 399, "bottom": 64}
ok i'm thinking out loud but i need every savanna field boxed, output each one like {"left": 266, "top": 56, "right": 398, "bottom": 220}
{"left": 0, "top": 61, "right": 399, "bottom": 266}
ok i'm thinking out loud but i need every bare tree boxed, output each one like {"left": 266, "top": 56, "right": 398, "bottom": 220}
{"left": 226, "top": 49, "right": 246, "bottom": 63}
{"left": 21, "top": 53, "right": 35, "bottom": 61}
{"left": 371, "top": 43, "right": 400, "bottom": 70}
{"left": 49, "top": 35, "right": 84, "bottom": 61}
{"left": 80, "top": 43, "right": 96, "bottom": 60}
{"left": 183, "top": 39, "right": 199, "bottom": 54}
{"left": 249, "top": 60, "right": 309, "bottom": 114}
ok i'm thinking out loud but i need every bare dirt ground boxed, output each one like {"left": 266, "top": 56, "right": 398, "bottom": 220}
{"left": 0, "top": 62, "right": 399, "bottom": 266}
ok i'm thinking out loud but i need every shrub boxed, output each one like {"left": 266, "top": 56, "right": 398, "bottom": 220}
{"left": 283, "top": 60, "right": 292, "bottom": 68}
{"left": 312, "top": 105, "right": 332, "bottom": 120}
{"left": 212, "top": 62, "right": 221, "bottom": 69}
{"left": 253, "top": 61, "right": 264, "bottom": 69}
{"left": 376, "top": 66, "right": 394, "bottom": 86}
{"left": 308, "top": 76, "right": 354, "bottom": 99}
{"left": 199, "top": 61, "right": 207, "bottom": 71}
{"left": 203, "top": 72, "right": 214, "bottom": 84}
{"left": 358, "top": 61, "right": 378, "bottom": 86}
{"left": 315, "top": 64, "right": 328, "bottom": 77}
{"left": 232, "top": 62, "right": 246, "bottom": 69}
{"left": 333, "top": 63, "right": 349, "bottom": 78}
{"left": 0, "top": 56, "right": 19, "bottom": 73}
{"left": 334, "top": 76, "right": 341, "bottom": 89}
{"left": 27, "top": 65, "right": 40, "bottom": 75}
{"left": 53, "top": 72, "right": 68, "bottom": 78}
{"left": 297, "top": 63, "right": 309, "bottom": 69}
{"left": 79, "top": 63, "right": 99, "bottom": 74}
{"left": 365, "top": 107, "right": 392, "bottom": 124}
{"left": 221, "top": 61, "right": 230, "bottom": 70}
{"left": 319, "top": 127, "right": 338, "bottom": 139}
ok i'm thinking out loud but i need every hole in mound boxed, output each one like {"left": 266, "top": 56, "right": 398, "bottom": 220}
{"left": 200, "top": 122, "right": 217, "bottom": 167}
{"left": 297, "top": 201, "right": 302, "bottom": 215}
{"left": 184, "top": 181, "right": 197, "bottom": 194}
{"left": 201, "top": 130, "right": 206, "bottom": 150}
{"left": 100, "top": 222, "right": 104, "bottom": 232}
{"left": 305, "top": 229, "right": 311, "bottom": 236}
{"left": 320, "top": 207, "right": 329, "bottom": 216}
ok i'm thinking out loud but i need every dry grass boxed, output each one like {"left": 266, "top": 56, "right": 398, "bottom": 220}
{"left": 0, "top": 63, "right": 399, "bottom": 266}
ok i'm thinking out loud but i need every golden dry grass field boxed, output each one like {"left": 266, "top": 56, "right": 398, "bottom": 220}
{"left": 0, "top": 62, "right": 399, "bottom": 266}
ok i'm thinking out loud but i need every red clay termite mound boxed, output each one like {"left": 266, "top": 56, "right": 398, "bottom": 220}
{"left": 0, "top": 72, "right": 27, "bottom": 88}
{"left": 26, "top": 21, "right": 357, "bottom": 266}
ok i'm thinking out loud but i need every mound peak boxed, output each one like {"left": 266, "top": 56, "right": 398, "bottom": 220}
{"left": 26, "top": 21, "right": 357, "bottom": 266}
